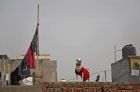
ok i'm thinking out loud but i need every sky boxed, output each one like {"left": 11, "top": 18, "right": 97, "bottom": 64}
{"left": 0, "top": 0, "right": 140, "bottom": 82}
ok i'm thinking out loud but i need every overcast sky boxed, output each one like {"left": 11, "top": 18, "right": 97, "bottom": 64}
{"left": 0, "top": 0, "right": 140, "bottom": 82}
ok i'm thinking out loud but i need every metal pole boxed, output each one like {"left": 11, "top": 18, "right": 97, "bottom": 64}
{"left": 105, "top": 70, "right": 107, "bottom": 82}
{"left": 7, "top": 64, "right": 10, "bottom": 85}
{"left": 36, "top": 4, "right": 39, "bottom": 70}
{"left": 37, "top": 4, "right": 39, "bottom": 25}
{"left": 114, "top": 45, "right": 116, "bottom": 62}
{"left": 3, "top": 58, "right": 5, "bottom": 73}
{"left": 114, "top": 45, "right": 122, "bottom": 62}
{"left": 3, "top": 57, "right": 6, "bottom": 86}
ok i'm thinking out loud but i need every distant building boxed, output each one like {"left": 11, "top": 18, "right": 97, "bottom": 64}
{"left": 111, "top": 44, "right": 140, "bottom": 82}
{"left": 0, "top": 54, "right": 57, "bottom": 85}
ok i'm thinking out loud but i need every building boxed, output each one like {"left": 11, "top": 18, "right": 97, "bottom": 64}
{"left": 111, "top": 44, "right": 140, "bottom": 82}
{"left": 0, "top": 54, "right": 57, "bottom": 85}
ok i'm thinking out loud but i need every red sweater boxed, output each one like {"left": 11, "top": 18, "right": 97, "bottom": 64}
{"left": 75, "top": 66, "right": 90, "bottom": 81}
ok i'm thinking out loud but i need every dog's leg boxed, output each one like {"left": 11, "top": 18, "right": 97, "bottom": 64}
{"left": 76, "top": 74, "right": 78, "bottom": 81}
{"left": 81, "top": 73, "right": 83, "bottom": 82}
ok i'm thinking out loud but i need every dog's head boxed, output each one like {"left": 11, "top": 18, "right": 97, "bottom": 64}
{"left": 75, "top": 58, "right": 82, "bottom": 73}
{"left": 76, "top": 58, "right": 82, "bottom": 66}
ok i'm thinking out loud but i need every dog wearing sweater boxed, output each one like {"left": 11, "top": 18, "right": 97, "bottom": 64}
{"left": 75, "top": 58, "right": 90, "bottom": 81}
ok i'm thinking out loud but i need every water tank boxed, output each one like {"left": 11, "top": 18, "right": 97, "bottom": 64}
{"left": 0, "top": 54, "right": 8, "bottom": 59}
{"left": 122, "top": 44, "right": 136, "bottom": 59}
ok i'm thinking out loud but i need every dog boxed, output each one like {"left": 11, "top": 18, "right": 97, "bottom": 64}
{"left": 75, "top": 58, "right": 90, "bottom": 81}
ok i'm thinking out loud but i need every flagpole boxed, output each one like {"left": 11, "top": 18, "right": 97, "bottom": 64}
{"left": 37, "top": 4, "right": 39, "bottom": 70}
{"left": 37, "top": 4, "right": 39, "bottom": 26}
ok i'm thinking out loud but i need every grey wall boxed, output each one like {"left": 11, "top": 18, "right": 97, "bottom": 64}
{"left": 111, "top": 59, "right": 140, "bottom": 82}
{"left": 0, "top": 58, "right": 57, "bottom": 83}
{"left": 37, "top": 59, "right": 57, "bottom": 82}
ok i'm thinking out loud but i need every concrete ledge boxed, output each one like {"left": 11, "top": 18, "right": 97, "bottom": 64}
{"left": 0, "top": 85, "right": 42, "bottom": 92}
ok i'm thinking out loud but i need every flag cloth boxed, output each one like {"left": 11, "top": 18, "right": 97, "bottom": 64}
{"left": 31, "top": 24, "right": 39, "bottom": 55}
{"left": 11, "top": 24, "right": 39, "bottom": 84}
{"left": 11, "top": 67, "right": 21, "bottom": 85}
{"left": 24, "top": 45, "right": 35, "bottom": 69}
{"left": 21, "top": 24, "right": 39, "bottom": 70}
{"left": 19, "top": 57, "right": 30, "bottom": 76}
{"left": 11, "top": 57, "right": 30, "bottom": 85}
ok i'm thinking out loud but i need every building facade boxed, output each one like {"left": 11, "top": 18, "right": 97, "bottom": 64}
{"left": 111, "top": 44, "right": 140, "bottom": 82}
{"left": 0, "top": 54, "right": 57, "bottom": 85}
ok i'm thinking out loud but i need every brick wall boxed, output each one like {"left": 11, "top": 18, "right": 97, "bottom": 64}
{"left": 1, "top": 82, "right": 140, "bottom": 92}
{"left": 41, "top": 82, "right": 140, "bottom": 92}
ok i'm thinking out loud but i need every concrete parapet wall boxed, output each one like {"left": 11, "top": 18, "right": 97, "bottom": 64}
{"left": 0, "top": 85, "right": 42, "bottom": 92}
